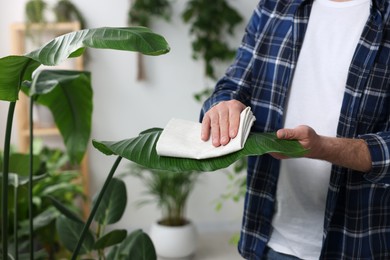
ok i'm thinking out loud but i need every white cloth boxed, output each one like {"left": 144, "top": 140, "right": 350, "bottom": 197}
{"left": 267, "top": 0, "right": 370, "bottom": 259}
{"left": 156, "top": 107, "right": 256, "bottom": 159}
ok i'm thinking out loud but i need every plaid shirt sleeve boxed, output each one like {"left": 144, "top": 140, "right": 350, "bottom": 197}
{"left": 360, "top": 132, "right": 390, "bottom": 184}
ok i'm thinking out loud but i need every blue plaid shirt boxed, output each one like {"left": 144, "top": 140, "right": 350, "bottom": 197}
{"left": 201, "top": 0, "right": 390, "bottom": 259}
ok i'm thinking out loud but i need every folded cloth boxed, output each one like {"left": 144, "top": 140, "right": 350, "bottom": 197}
{"left": 156, "top": 107, "right": 256, "bottom": 159}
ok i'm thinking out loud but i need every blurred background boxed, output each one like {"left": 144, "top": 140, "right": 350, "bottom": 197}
{"left": 0, "top": 0, "right": 255, "bottom": 258}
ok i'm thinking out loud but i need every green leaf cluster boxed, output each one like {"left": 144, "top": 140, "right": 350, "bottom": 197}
{"left": 1, "top": 145, "right": 84, "bottom": 259}
{"left": 128, "top": 0, "right": 172, "bottom": 27}
{"left": 126, "top": 164, "right": 200, "bottom": 226}
{"left": 182, "top": 0, "right": 243, "bottom": 79}
{"left": 54, "top": 177, "right": 155, "bottom": 259}
{"left": 0, "top": 26, "right": 169, "bottom": 259}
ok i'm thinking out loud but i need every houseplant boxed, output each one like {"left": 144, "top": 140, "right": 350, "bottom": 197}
{"left": 128, "top": 0, "right": 172, "bottom": 80}
{"left": 54, "top": 0, "right": 87, "bottom": 29}
{"left": 55, "top": 177, "right": 156, "bottom": 259}
{"left": 0, "top": 26, "right": 170, "bottom": 259}
{"left": 182, "top": 0, "right": 243, "bottom": 80}
{"left": 127, "top": 163, "right": 200, "bottom": 258}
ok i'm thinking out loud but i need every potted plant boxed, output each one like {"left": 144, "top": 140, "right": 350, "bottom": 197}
{"left": 0, "top": 26, "right": 169, "bottom": 259}
{"left": 127, "top": 163, "right": 200, "bottom": 258}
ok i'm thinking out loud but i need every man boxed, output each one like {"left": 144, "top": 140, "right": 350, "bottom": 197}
{"left": 200, "top": 0, "right": 390, "bottom": 259}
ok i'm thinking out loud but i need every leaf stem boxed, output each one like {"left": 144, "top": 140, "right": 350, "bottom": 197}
{"left": 2, "top": 101, "right": 16, "bottom": 259}
{"left": 14, "top": 177, "right": 19, "bottom": 260}
{"left": 71, "top": 156, "right": 122, "bottom": 259}
{"left": 29, "top": 97, "right": 35, "bottom": 259}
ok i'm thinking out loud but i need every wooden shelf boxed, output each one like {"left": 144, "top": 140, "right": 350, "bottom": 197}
{"left": 20, "top": 127, "right": 60, "bottom": 137}
{"left": 10, "top": 22, "right": 90, "bottom": 218}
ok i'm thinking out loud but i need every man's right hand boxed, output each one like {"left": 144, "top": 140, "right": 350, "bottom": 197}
{"left": 201, "top": 100, "right": 246, "bottom": 147}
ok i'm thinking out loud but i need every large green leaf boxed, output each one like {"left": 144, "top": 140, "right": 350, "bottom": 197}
{"left": 0, "top": 56, "right": 40, "bottom": 101}
{"left": 93, "top": 178, "right": 127, "bottom": 225}
{"left": 117, "top": 229, "right": 156, "bottom": 260}
{"left": 0, "top": 27, "right": 169, "bottom": 102}
{"left": 92, "top": 128, "right": 308, "bottom": 172}
{"left": 28, "top": 70, "right": 92, "bottom": 163}
{"left": 56, "top": 215, "right": 95, "bottom": 255}
{"left": 26, "top": 26, "right": 170, "bottom": 66}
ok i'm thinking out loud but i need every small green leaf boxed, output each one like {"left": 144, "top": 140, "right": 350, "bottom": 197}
{"left": 106, "top": 245, "right": 120, "bottom": 260}
{"left": 45, "top": 195, "right": 83, "bottom": 224}
{"left": 94, "top": 229, "right": 127, "bottom": 249}
{"left": 93, "top": 129, "right": 308, "bottom": 172}
{"left": 117, "top": 229, "right": 156, "bottom": 260}
{"left": 56, "top": 215, "right": 95, "bottom": 255}
{"left": 8, "top": 153, "right": 41, "bottom": 176}
{"left": 18, "top": 207, "right": 60, "bottom": 236}
{"left": 93, "top": 178, "right": 127, "bottom": 225}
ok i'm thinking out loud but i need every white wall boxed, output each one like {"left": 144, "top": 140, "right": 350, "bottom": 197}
{"left": 0, "top": 0, "right": 256, "bottom": 233}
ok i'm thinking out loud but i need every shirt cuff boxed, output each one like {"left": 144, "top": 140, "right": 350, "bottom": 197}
{"left": 359, "top": 133, "right": 390, "bottom": 184}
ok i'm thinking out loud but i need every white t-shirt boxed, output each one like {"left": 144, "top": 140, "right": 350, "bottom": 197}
{"left": 267, "top": 0, "right": 370, "bottom": 259}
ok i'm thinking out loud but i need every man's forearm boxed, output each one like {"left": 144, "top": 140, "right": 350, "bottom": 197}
{"left": 316, "top": 136, "right": 372, "bottom": 173}
{"left": 277, "top": 126, "right": 372, "bottom": 173}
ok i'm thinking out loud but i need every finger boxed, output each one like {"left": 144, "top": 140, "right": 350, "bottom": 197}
{"left": 277, "top": 128, "right": 296, "bottom": 140}
{"left": 229, "top": 108, "right": 241, "bottom": 138}
{"left": 201, "top": 115, "right": 211, "bottom": 141}
{"left": 210, "top": 112, "right": 221, "bottom": 147}
{"left": 219, "top": 109, "right": 230, "bottom": 145}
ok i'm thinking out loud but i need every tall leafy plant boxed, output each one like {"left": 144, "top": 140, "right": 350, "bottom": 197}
{"left": 0, "top": 26, "right": 169, "bottom": 259}
{"left": 127, "top": 163, "right": 200, "bottom": 226}
{"left": 182, "top": 0, "right": 243, "bottom": 80}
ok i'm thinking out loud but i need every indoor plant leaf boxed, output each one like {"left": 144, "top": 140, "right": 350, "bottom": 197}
{"left": 92, "top": 128, "right": 308, "bottom": 172}
{"left": 56, "top": 215, "right": 95, "bottom": 255}
{"left": 0, "top": 56, "right": 40, "bottom": 101}
{"left": 0, "top": 26, "right": 169, "bottom": 102}
{"left": 18, "top": 207, "right": 61, "bottom": 236}
{"left": 27, "top": 70, "right": 92, "bottom": 163}
{"left": 0, "top": 153, "right": 41, "bottom": 177}
{"left": 6, "top": 173, "right": 46, "bottom": 187}
{"left": 93, "top": 177, "right": 127, "bottom": 225}
{"left": 117, "top": 229, "right": 156, "bottom": 260}
{"left": 45, "top": 195, "right": 84, "bottom": 224}
{"left": 25, "top": 26, "right": 170, "bottom": 66}
{"left": 94, "top": 229, "right": 127, "bottom": 249}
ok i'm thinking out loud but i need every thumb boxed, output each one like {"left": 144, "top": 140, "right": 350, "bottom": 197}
{"left": 276, "top": 128, "right": 296, "bottom": 140}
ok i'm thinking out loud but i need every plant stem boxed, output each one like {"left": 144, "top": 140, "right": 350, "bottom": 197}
{"left": 29, "top": 98, "right": 35, "bottom": 259}
{"left": 2, "top": 101, "right": 16, "bottom": 259}
{"left": 71, "top": 156, "right": 122, "bottom": 259}
{"left": 14, "top": 177, "right": 19, "bottom": 260}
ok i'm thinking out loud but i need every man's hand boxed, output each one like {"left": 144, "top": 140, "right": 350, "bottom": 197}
{"left": 274, "top": 125, "right": 372, "bottom": 173}
{"left": 201, "top": 100, "right": 246, "bottom": 147}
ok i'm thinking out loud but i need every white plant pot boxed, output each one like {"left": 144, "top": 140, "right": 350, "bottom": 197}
{"left": 149, "top": 221, "right": 198, "bottom": 258}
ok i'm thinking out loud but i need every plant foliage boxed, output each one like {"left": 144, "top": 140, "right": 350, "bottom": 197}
{"left": 93, "top": 128, "right": 307, "bottom": 173}
{"left": 182, "top": 0, "right": 243, "bottom": 79}
{"left": 0, "top": 26, "right": 169, "bottom": 259}
{"left": 127, "top": 164, "right": 200, "bottom": 226}
{"left": 128, "top": 0, "right": 172, "bottom": 27}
